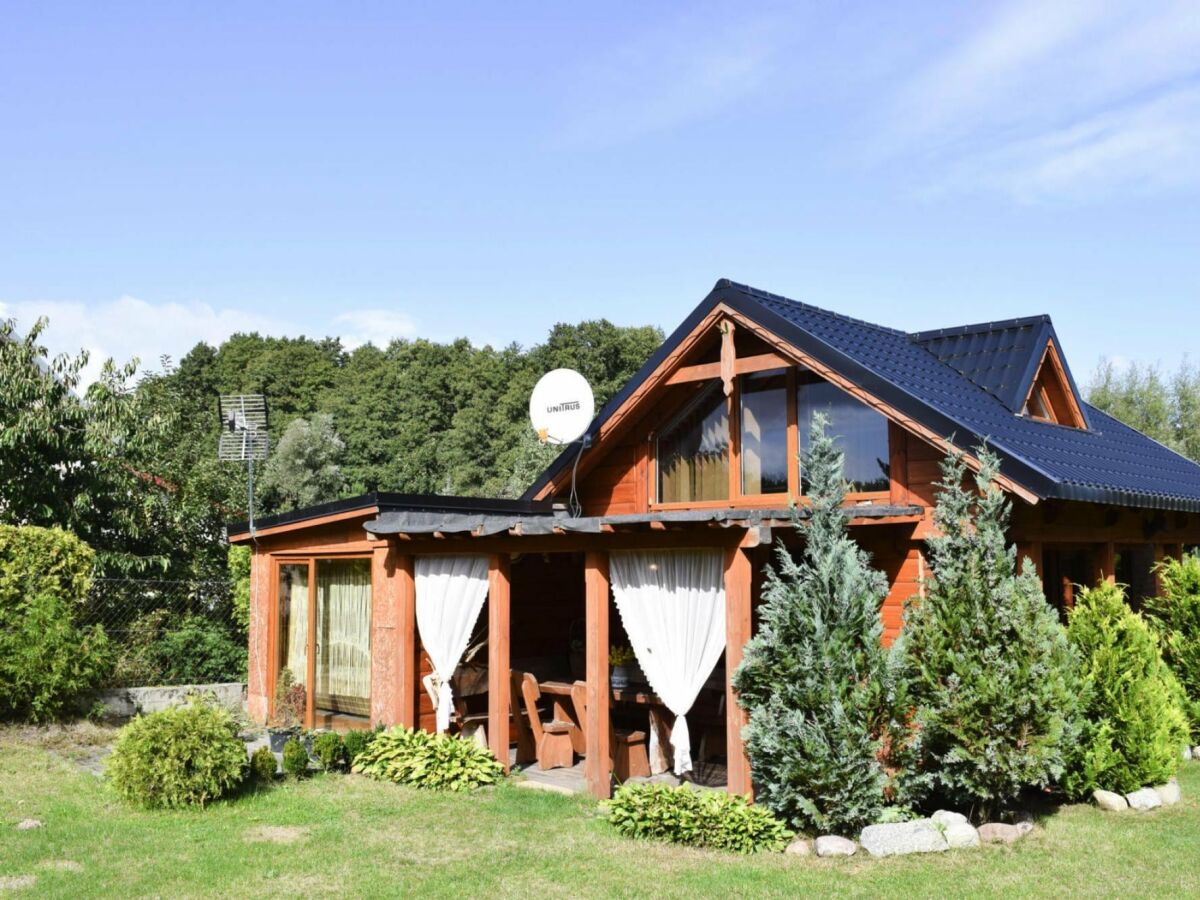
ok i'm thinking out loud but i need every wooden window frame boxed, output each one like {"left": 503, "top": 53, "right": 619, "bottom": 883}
{"left": 267, "top": 551, "right": 374, "bottom": 729}
{"left": 1022, "top": 341, "right": 1087, "bottom": 429}
{"left": 650, "top": 360, "right": 889, "bottom": 510}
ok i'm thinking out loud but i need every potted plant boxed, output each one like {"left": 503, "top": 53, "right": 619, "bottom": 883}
{"left": 268, "top": 669, "right": 307, "bottom": 753}
{"left": 609, "top": 645, "right": 639, "bottom": 689}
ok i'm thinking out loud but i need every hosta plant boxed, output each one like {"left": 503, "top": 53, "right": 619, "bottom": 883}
{"left": 351, "top": 727, "right": 504, "bottom": 792}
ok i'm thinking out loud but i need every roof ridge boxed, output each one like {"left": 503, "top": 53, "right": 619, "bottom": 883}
{"left": 910, "top": 314, "right": 1051, "bottom": 342}
{"left": 720, "top": 279, "right": 908, "bottom": 337}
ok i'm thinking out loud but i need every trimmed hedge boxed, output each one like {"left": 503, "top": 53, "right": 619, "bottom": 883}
{"left": 0, "top": 525, "right": 112, "bottom": 721}
{"left": 607, "top": 783, "right": 792, "bottom": 854}
{"left": 1146, "top": 555, "right": 1200, "bottom": 738}
{"left": 108, "top": 697, "right": 247, "bottom": 808}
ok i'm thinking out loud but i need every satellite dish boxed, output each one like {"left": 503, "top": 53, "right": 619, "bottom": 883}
{"left": 529, "top": 368, "right": 594, "bottom": 445}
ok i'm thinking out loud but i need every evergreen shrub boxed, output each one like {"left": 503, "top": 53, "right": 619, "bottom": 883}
{"left": 282, "top": 737, "right": 310, "bottom": 779}
{"left": 250, "top": 745, "right": 278, "bottom": 783}
{"left": 1145, "top": 555, "right": 1200, "bottom": 737}
{"left": 1062, "top": 581, "right": 1189, "bottom": 798}
{"left": 732, "top": 414, "right": 898, "bottom": 835}
{"left": 0, "top": 525, "right": 112, "bottom": 721}
{"left": 108, "top": 697, "right": 247, "bottom": 808}
{"left": 895, "top": 450, "right": 1077, "bottom": 820}
{"left": 312, "top": 731, "right": 346, "bottom": 771}
{"left": 342, "top": 727, "right": 375, "bottom": 766}
{"left": 607, "top": 783, "right": 791, "bottom": 854}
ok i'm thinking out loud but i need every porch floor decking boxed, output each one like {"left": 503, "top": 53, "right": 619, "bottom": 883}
{"left": 512, "top": 755, "right": 728, "bottom": 795}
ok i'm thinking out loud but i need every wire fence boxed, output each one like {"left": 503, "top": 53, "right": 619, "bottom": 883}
{"left": 80, "top": 578, "right": 247, "bottom": 689}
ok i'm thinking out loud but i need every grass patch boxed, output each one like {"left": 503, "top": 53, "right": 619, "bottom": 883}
{"left": 2, "top": 725, "right": 1199, "bottom": 897}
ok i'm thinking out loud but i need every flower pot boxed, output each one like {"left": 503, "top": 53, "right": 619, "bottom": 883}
{"left": 610, "top": 665, "right": 634, "bottom": 689}
{"left": 268, "top": 728, "right": 298, "bottom": 753}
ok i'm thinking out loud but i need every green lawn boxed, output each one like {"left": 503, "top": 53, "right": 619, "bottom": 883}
{"left": 2, "top": 725, "right": 1199, "bottom": 898}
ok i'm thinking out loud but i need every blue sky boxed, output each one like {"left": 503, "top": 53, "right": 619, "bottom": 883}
{"left": 1, "top": 1, "right": 1197, "bottom": 385}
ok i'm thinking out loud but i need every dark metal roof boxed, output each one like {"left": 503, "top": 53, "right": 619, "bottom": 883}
{"left": 364, "top": 504, "right": 924, "bottom": 537}
{"left": 227, "top": 492, "right": 554, "bottom": 536}
{"left": 525, "top": 279, "right": 1200, "bottom": 513}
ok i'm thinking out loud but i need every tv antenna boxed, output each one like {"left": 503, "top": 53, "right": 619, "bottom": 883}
{"left": 218, "top": 394, "right": 269, "bottom": 537}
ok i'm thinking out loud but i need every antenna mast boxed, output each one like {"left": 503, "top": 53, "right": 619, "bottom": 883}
{"left": 218, "top": 394, "right": 269, "bottom": 536}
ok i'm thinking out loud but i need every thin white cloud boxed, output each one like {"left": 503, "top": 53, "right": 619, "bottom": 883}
{"left": 333, "top": 308, "right": 418, "bottom": 350}
{"left": 1, "top": 296, "right": 424, "bottom": 386}
{"left": 881, "top": 0, "right": 1200, "bottom": 201}
{"left": 555, "top": 8, "right": 796, "bottom": 149}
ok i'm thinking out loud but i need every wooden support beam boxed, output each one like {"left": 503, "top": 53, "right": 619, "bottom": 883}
{"left": 665, "top": 352, "right": 793, "bottom": 386}
{"left": 1098, "top": 542, "right": 1116, "bottom": 586}
{"left": 488, "top": 554, "right": 511, "bottom": 771}
{"left": 305, "top": 558, "right": 317, "bottom": 730}
{"left": 724, "top": 544, "right": 753, "bottom": 797}
{"left": 370, "top": 542, "right": 406, "bottom": 727}
{"left": 720, "top": 320, "right": 737, "bottom": 396}
{"left": 396, "top": 554, "right": 418, "bottom": 729}
{"left": 1016, "top": 541, "right": 1042, "bottom": 579}
{"left": 585, "top": 551, "right": 612, "bottom": 799}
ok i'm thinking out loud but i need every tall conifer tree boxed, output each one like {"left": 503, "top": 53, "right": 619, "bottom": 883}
{"left": 733, "top": 414, "right": 896, "bottom": 835}
{"left": 895, "top": 449, "right": 1077, "bottom": 820}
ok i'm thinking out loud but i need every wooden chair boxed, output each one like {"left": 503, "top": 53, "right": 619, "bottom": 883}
{"left": 570, "top": 681, "right": 650, "bottom": 782}
{"left": 512, "top": 671, "right": 575, "bottom": 770}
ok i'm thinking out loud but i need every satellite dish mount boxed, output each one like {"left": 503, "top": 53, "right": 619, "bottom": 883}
{"left": 529, "top": 369, "right": 595, "bottom": 516}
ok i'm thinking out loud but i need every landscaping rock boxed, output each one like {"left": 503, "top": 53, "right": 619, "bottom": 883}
{"left": 859, "top": 820, "right": 948, "bottom": 857}
{"left": 1193, "top": 746, "right": 1200, "bottom": 759}
{"left": 1154, "top": 781, "right": 1181, "bottom": 806}
{"left": 15, "top": 819, "right": 43, "bottom": 831}
{"left": 1126, "top": 788, "right": 1163, "bottom": 811}
{"left": 785, "top": 838, "right": 813, "bottom": 857}
{"left": 1184, "top": 746, "right": 1193, "bottom": 761}
{"left": 978, "top": 822, "right": 1021, "bottom": 845}
{"left": 1015, "top": 821, "right": 1034, "bottom": 837}
{"left": 1093, "top": 790, "right": 1128, "bottom": 812}
{"left": 931, "top": 809, "right": 969, "bottom": 826}
{"left": 815, "top": 835, "right": 858, "bottom": 857}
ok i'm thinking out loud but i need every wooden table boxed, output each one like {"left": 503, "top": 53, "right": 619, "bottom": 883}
{"left": 538, "top": 680, "right": 673, "bottom": 774}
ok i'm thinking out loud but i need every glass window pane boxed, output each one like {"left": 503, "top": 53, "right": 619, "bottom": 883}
{"left": 657, "top": 383, "right": 729, "bottom": 503}
{"left": 740, "top": 370, "right": 788, "bottom": 495}
{"left": 315, "top": 558, "right": 372, "bottom": 716}
{"left": 798, "top": 381, "right": 890, "bottom": 494}
{"left": 277, "top": 564, "right": 309, "bottom": 688}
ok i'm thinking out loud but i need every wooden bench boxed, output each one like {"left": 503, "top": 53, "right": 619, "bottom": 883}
{"left": 570, "top": 680, "right": 650, "bottom": 781}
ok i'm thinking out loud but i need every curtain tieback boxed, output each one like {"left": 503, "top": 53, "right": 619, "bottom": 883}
{"left": 434, "top": 674, "right": 455, "bottom": 734}
{"left": 671, "top": 713, "right": 692, "bottom": 776}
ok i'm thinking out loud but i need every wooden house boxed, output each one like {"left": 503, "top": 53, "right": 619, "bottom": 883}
{"left": 229, "top": 279, "right": 1200, "bottom": 799}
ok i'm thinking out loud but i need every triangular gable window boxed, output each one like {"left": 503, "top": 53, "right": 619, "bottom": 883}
{"left": 1022, "top": 341, "right": 1086, "bottom": 429}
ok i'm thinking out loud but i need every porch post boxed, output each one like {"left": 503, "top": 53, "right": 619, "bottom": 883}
{"left": 305, "top": 558, "right": 317, "bottom": 729}
{"left": 396, "top": 553, "right": 418, "bottom": 728}
{"left": 724, "top": 544, "right": 753, "bottom": 797}
{"left": 585, "top": 551, "right": 612, "bottom": 799}
{"left": 488, "top": 554, "right": 511, "bottom": 772}
{"left": 370, "top": 540, "right": 405, "bottom": 726}
{"left": 1097, "top": 542, "right": 1116, "bottom": 586}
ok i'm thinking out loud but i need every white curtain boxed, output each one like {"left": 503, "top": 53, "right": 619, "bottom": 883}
{"left": 316, "top": 559, "right": 372, "bottom": 716}
{"left": 610, "top": 549, "right": 726, "bottom": 775}
{"left": 415, "top": 555, "right": 490, "bottom": 733}
{"left": 284, "top": 567, "right": 309, "bottom": 684}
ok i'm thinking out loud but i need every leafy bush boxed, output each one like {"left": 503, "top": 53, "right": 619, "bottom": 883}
{"left": 282, "top": 737, "right": 309, "bottom": 779}
{"left": 312, "top": 731, "right": 346, "bottom": 771}
{"left": 107, "top": 697, "right": 247, "bottom": 808}
{"left": 1146, "top": 555, "right": 1200, "bottom": 737}
{"left": 732, "top": 415, "right": 898, "bottom": 835}
{"left": 111, "top": 611, "right": 246, "bottom": 688}
{"left": 342, "top": 727, "right": 375, "bottom": 766}
{"left": 894, "top": 450, "right": 1078, "bottom": 821}
{"left": 251, "top": 746, "right": 278, "bottom": 783}
{"left": 607, "top": 783, "right": 792, "bottom": 854}
{"left": 352, "top": 727, "right": 503, "bottom": 792}
{"left": 1062, "top": 581, "right": 1190, "bottom": 798}
{"left": 228, "top": 544, "right": 251, "bottom": 633}
{"left": 0, "top": 525, "right": 113, "bottom": 721}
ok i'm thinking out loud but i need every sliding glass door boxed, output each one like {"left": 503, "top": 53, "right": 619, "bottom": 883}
{"left": 314, "top": 559, "right": 372, "bottom": 717}
{"left": 274, "top": 556, "right": 371, "bottom": 724}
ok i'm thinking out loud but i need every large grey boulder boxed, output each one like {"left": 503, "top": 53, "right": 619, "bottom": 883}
{"left": 978, "top": 822, "right": 1021, "bottom": 845}
{"left": 1184, "top": 746, "right": 1194, "bottom": 761}
{"left": 1093, "top": 790, "right": 1128, "bottom": 812}
{"left": 930, "top": 809, "right": 980, "bottom": 847}
{"left": 1154, "top": 781, "right": 1181, "bottom": 806}
{"left": 859, "top": 820, "right": 949, "bottom": 857}
{"left": 815, "top": 835, "right": 858, "bottom": 857}
{"left": 1127, "top": 788, "right": 1163, "bottom": 811}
